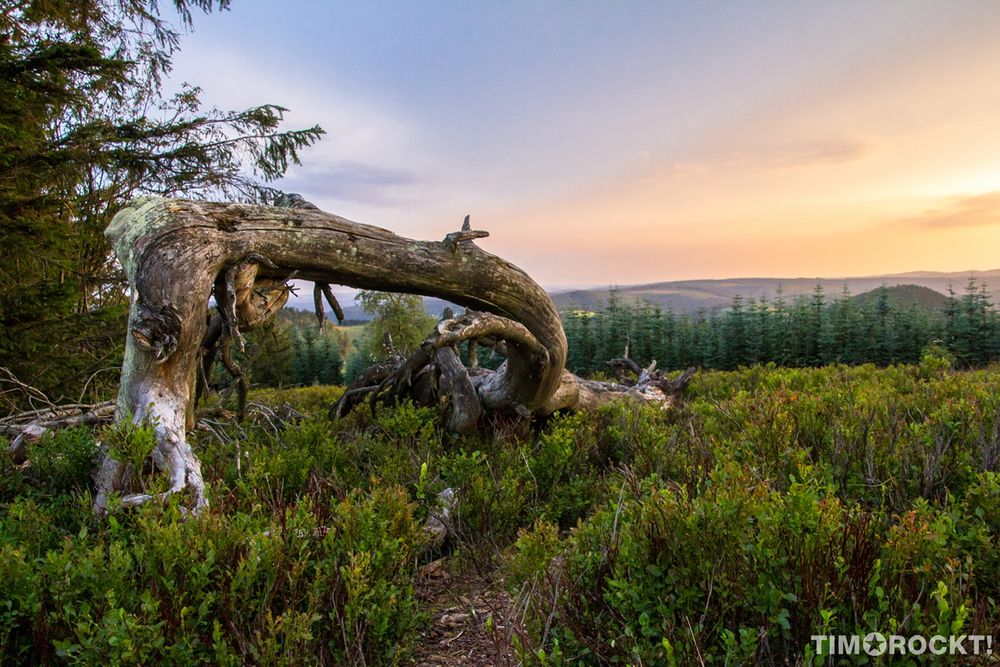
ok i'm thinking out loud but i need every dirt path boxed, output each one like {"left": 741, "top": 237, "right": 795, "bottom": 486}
{"left": 410, "top": 559, "right": 522, "bottom": 667}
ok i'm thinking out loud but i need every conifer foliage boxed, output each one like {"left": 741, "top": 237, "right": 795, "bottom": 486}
{"left": 563, "top": 282, "right": 1000, "bottom": 374}
{"left": 0, "top": 0, "right": 323, "bottom": 405}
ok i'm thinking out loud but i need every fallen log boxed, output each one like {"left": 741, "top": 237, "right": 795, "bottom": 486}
{"left": 4, "top": 401, "right": 116, "bottom": 464}
{"left": 96, "top": 197, "right": 692, "bottom": 512}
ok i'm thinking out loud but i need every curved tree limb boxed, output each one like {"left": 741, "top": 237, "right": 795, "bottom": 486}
{"left": 98, "top": 197, "right": 566, "bottom": 512}
{"left": 98, "top": 197, "right": 689, "bottom": 512}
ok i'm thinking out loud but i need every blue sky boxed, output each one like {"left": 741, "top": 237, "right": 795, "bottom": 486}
{"left": 169, "top": 1, "right": 1000, "bottom": 286}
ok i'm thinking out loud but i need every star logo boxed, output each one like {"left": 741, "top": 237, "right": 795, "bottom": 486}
{"left": 864, "top": 632, "right": 888, "bottom": 656}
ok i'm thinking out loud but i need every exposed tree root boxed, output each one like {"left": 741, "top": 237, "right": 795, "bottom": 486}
{"left": 331, "top": 309, "right": 696, "bottom": 432}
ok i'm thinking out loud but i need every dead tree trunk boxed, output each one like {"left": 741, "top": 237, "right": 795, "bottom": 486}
{"left": 98, "top": 197, "right": 692, "bottom": 512}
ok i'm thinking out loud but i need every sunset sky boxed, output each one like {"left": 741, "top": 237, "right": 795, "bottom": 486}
{"left": 169, "top": 1, "right": 1000, "bottom": 287}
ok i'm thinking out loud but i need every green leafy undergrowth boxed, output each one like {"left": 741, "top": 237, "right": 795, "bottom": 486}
{"left": 4, "top": 363, "right": 1000, "bottom": 664}
{"left": 508, "top": 364, "right": 1000, "bottom": 664}
{"left": 0, "top": 486, "right": 423, "bottom": 665}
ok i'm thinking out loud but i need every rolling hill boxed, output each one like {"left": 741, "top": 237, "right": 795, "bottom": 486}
{"left": 550, "top": 269, "right": 1000, "bottom": 314}
{"left": 849, "top": 284, "right": 951, "bottom": 312}
{"left": 285, "top": 269, "right": 999, "bottom": 319}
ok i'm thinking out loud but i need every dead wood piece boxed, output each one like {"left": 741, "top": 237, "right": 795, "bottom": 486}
{"left": 214, "top": 262, "right": 244, "bottom": 352}
{"left": 99, "top": 196, "right": 690, "bottom": 513}
{"left": 194, "top": 406, "right": 235, "bottom": 420}
{"left": 131, "top": 301, "right": 183, "bottom": 361}
{"left": 317, "top": 282, "right": 345, "bottom": 323}
{"left": 1, "top": 400, "right": 116, "bottom": 430}
{"left": 5, "top": 402, "right": 116, "bottom": 464}
{"left": 467, "top": 339, "right": 479, "bottom": 369}
{"left": 424, "top": 488, "right": 457, "bottom": 551}
{"left": 313, "top": 282, "right": 327, "bottom": 330}
{"left": 0, "top": 367, "right": 55, "bottom": 414}
{"left": 661, "top": 366, "right": 696, "bottom": 395}
{"left": 607, "top": 359, "right": 640, "bottom": 385}
{"left": 443, "top": 214, "right": 489, "bottom": 249}
{"left": 329, "top": 309, "right": 549, "bottom": 423}
{"left": 329, "top": 357, "right": 403, "bottom": 420}
{"left": 444, "top": 229, "right": 489, "bottom": 248}
{"left": 238, "top": 276, "right": 288, "bottom": 329}
{"left": 219, "top": 345, "right": 248, "bottom": 421}
{"left": 7, "top": 424, "right": 46, "bottom": 465}
{"left": 636, "top": 360, "right": 658, "bottom": 386}
{"left": 198, "top": 256, "right": 288, "bottom": 413}
{"left": 330, "top": 308, "right": 696, "bottom": 426}
{"left": 435, "top": 347, "right": 482, "bottom": 435}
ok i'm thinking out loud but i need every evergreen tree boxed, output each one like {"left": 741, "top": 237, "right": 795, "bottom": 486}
{"left": 588, "top": 303, "right": 607, "bottom": 373}
{"left": 0, "top": 0, "right": 323, "bottom": 404}
{"left": 952, "top": 278, "right": 983, "bottom": 366}
{"left": 785, "top": 295, "right": 811, "bottom": 366}
{"left": 809, "top": 284, "right": 832, "bottom": 364}
{"left": 562, "top": 310, "right": 582, "bottom": 372}
{"left": 943, "top": 284, "right": 959, "bottom": 352}
{"left": 291, "top": 327, "right": 316, "bottom": 385}
{"left": 598, "top": 288, "right": 629, "bottom": 365}
{"left": 695, "top": 310, "right": 719, "bottom": 367}
{"left": 771, "top": 286, "right": 791, "bottom": 365}
{"left": 247, "top": 322, "right": 294, "bottom": 387}
{"left": 315, "top": 336, "right": 344, "bottom": 385}
{"left": 659, "top": 307, "right": 678, "bottom": 370}
{"left": 873, "top": 286, "right": 898, "bottom": 364}
{"left": 631, "top": 301, "right": 657, "bottom": 366}
{"left": 563, "top": 309, "right": 596, "bottom": 374}
{"left": 554, "top": 281, "right": 1000, "bottom": 375}
{"left": 720, "top": 295, "right": 750, "bottom": 369}
{"left": 829, "top": 286, "right": 855, "bottom": 363}
{"left": 973, "top": 281, "right": 996, "bottom": 364}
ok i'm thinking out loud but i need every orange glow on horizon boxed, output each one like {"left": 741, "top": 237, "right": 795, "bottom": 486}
{"left": 170, "top": 2, "right": 1000, "bottom": 286}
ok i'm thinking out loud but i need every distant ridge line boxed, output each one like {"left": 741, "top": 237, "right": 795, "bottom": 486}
{"left": 284, "top": 269, "right": 1000, "bottom": 319}
{"left": 548, "top": 269, "right": 1000, "bottom": 315}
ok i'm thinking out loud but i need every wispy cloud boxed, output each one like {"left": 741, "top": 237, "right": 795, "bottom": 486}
{"left": 897, "top": 191, "right": 1000, "bottom": 229}
{"left": 641, "top": 138, "right": 872, "bottom": 187}
{"left": 169, "top": 47, "right": 426, "bottom": 169}
{"left": 166, "top": 3, "right": 1000, "bottom": 283}
{"left": 756, "top": 139, "right": 872, "bottom": 169}
{"left": 280, "top": 161, "right": 420, "bottom": 207}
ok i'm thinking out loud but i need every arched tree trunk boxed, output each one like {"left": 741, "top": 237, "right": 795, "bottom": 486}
{"left": 97, "top": 197, "right": 692, "bottom": 512}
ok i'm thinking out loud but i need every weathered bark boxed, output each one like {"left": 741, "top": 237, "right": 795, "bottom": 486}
{"left": 330, "top": 308, "right": 695, "bottom": 427}
{"left": 3, "top": 401, "right": 116, "bottom": 464}
{"left": 434, "top": 347, "right": 482, "bottom": 434}
{"left": 99, "top": 197, "right": 691, "bottom": 512}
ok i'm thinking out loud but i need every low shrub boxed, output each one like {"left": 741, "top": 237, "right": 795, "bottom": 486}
{"left": 0, "top": 487, "right": 423, "bottom": 665}
{"left": 5, "top": 363, "right": 1000, "bottom": 664}
{"left": 508, "top": 365, "right": 1000, "bottom": 665}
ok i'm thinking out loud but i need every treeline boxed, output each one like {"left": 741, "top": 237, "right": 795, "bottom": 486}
{"left": 562, "top": 280, "right": 1000, "bottom": 374}
{"left": 228, "top": 280, "right": 999, "bottom": 390}
{"left": 235, "top": 310, "right": 346, "bottom": 388}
